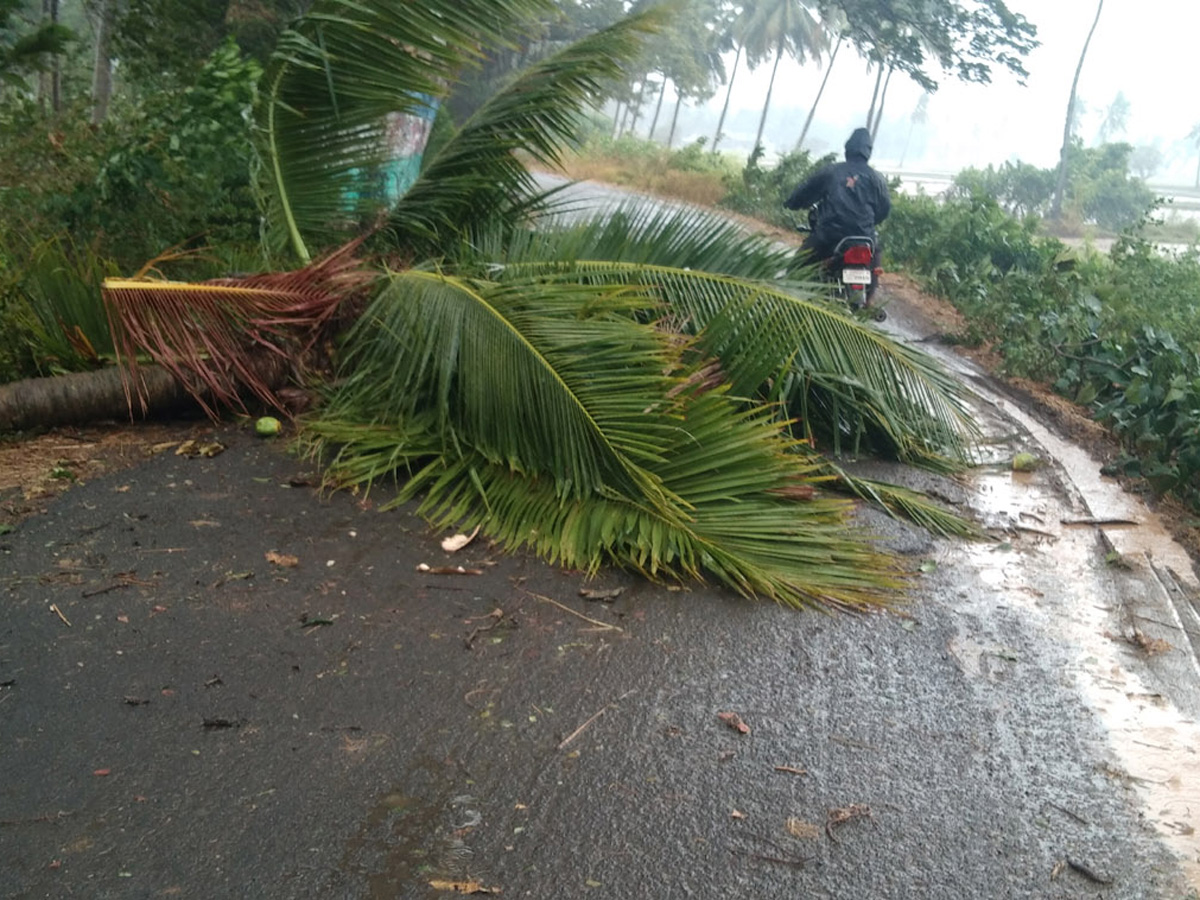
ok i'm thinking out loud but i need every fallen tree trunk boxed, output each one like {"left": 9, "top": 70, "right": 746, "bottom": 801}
{"left": 0, "top": 356, "right": 291, "bottom": 432}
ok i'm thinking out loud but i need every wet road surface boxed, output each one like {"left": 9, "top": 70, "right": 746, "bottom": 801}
{"left": 3, "top": 184, "right": 1200, "bottom": 898}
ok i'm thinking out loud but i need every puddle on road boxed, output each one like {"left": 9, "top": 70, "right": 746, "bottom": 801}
{"left": 339, "top": 756, "right": 487, "bottom": 897}
{"left": 962, "top": 461, "right": 1200, "bottom": 888}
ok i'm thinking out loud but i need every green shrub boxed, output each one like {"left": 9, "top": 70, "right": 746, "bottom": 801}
{"left": 719, "top": 146, "right": 834, "bottom": 227}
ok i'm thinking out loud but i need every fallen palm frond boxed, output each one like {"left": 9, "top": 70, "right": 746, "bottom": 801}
{"left": 817, "top": 460, "right": 986, "bottom": 539}
{"left": 103, "top": 244, "right": 375, "bottom": 418}
{"left": 260, "top": 0, "right": 560, "bottom": 261}
{"left": 308, "top": 398, "right": 902, "bottom": 612}
{"left": 468, "top": 208, "right": 978, "bottom": 468}
{"left": 302, "top": 264, "right": 905, "bottom": 610}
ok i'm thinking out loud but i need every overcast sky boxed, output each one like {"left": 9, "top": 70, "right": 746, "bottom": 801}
{"left": 681, "top": 0, "right": 1199, "bottom": 184}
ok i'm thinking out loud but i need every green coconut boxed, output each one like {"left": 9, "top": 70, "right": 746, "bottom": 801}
{"left": 255, "top": 416, "right": 283, "bottom": 437}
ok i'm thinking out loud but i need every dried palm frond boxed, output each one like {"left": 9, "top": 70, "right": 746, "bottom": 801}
{"left": 103, "top": 244, "right": 375, "bottom": 419}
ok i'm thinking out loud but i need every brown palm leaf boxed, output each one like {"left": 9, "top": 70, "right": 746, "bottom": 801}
{"left": 103, "top": 244, "right": 375, "bottom": 419}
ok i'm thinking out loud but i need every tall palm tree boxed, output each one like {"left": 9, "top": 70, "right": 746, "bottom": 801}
{"left": 1095, "top": 91, "right": 1129, "bottom": 145}
{"left": 794, "top": 28, "right": 842, "bottom": 152}
{"left": 710, "top": 0, "right": 749, "bottom": 155}
{"left": 742, "top": 0, "right": 825, "bottom": 153}
{"left": 104, "top": 0, "right": 978, "bottom": 611}
{"left": 1052, "top": 0, "right": 1104, "bottom": 220}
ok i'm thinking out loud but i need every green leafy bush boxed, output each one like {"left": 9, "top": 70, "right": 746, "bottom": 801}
{"left": 719, "top": 146, "right": 834, "bottom": 227}
{"left": 0, "top": 39, "right": 266, "bottom": 381}
{"left": 888, "top": 185, "right": 1200, "bottom": 508}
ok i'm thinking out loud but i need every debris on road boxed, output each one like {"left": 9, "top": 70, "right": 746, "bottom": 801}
{"left": 825, "top": 804, "right": 874, "bottom": 842}
{"left": 717, "top": 711, "right": 750, "bottom": 734}
{"left": 785, "top": 817, "right": 820, "bottom": 839}
{"left": 417, "top": 563, "right": 484, "bottom": 575}
{"left": 525, "top": 591, "right": 623, "bottom": 632}
{"left": 441, "top": 526, "right": 480, "bottom": 553}
{"left": 579, "top": 586, "right": 625, "bottom": 602}
{"left": 428, "top": 879, "right": 500, "bottom": 894}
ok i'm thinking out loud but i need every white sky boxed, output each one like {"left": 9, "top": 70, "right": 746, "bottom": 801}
{"left": 680, "top": 0, "right": 1200, "bottom": 184}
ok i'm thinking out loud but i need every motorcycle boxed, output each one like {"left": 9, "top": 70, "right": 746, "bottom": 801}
{"left": 791, "top": 212, "right": 886, "bottom": 322}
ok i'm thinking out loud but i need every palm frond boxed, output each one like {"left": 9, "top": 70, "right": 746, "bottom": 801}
{"left": 308, "top": 386, "right": 903, "bottom": 612}
{"left": 103, "top": 246, "right": 374, "bottom": 418}
{"left": 486, "top": 201, "right": 797, "bottom": 280}
{"left": 478, "top": 241, "right": 977, "bottom": 465}
{"left": 385, "top": 8, "right": 671, "bottom": 256}
{"left": 817, "top": 459, "right": 986, "bottom": 539}
{"left": 259, "top": 0, "right": 556, "bottom": 260}
{"left": 324, "top": 267, "right": 685, "bottom": 508}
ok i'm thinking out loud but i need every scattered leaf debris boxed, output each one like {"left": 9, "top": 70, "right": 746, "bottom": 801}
{"left": 441, "top": 526, "right": 481, "bottom": 553}
{"left": 1066, "top": 857, "right": 1112, "bottom": 885}
{"left": 579, "top": 586, "right": 625, "bottom": 602}
{"left": 175, "top": 440, "right": 225, "bottom": 458}
{"left": 417, "top": 563, "right": 484, "bottom": 575}
{"left": 427, "top": 879, "right": 500, "bottom": 894}
{"left": 825, "top": 804, "right": 874, "bottom": 842}
{"left": 785, "top": 817, "right": 820, "bottom": 840}
{"left": 717, "top": 711, "right": 750, "bottom": 734}
{"left": 1104, "top": 628, "right": 1173, "bottom": 656}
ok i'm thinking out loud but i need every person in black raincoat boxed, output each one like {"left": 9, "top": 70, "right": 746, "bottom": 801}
{"left": 785, "top": 127, "right": 891, "bottom": 282}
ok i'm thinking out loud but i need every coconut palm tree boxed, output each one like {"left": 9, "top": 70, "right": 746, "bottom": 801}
{"left": 742, "top": 0, "right": 825, "bottom": 153}
{"left": 1052, "top": 0, "right": 1104, "bottom": 219}
{"left": 104, "top": 0, "right": 978, "bottom": 611}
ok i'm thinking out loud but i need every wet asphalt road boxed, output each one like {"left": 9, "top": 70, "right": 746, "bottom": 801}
{"left": 0, "top": 409, "right": 1192, "bottom": 898}
{"left": 4, "top": 175, "right": 1198, "bottom": 897}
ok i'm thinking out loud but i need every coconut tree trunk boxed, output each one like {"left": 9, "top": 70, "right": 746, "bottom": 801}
{"left": 647, "top": 76, "right": 667, "bottom": 141}
{"left": 0, "top": 356, "right": 292, "bottom": 432}
{"left": 667, "top": 90, "right": 682, "bottom": 149}
{"left": 865, "top": 60, "right": 885, "bottom": 128}
{"left": 1, "top": 368, "right": 201, "bottom": 432}
{"left": 1052, "top": 0, "right": 1104, "bottom": 220}
{"left": 795, "top": 35, "right": 841, "bottom": 151}
{"left": 90, "top": 0, "right": 114, "bottom": 125}
{"left": 753, "top": 43, "right": 785, "bottom": 152}
{"left": 712, "top": 43, "right": 742, "bottom": 154}
{"left": 38, "top": 0, "right": 62, "bottom": 112}
{"left": 628, "top": 76, "right": 648, "bottom": 137}
{"left": 870, "top": 65, "right": 893, "bottom": 142}
{"left": 617, "top": 100, "right": 633, "bottom": 138}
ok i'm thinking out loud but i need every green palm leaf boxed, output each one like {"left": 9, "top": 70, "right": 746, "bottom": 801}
{"left": 325, "top": 267, "right": 685, "bottom": 508}
{"left": 385, "top": 7, "right": 671, "bottom": 256}
{"left": 259, "top": 0, "right": 556, "bottom": 261}
{"left": 472, "top": 206, "right": 977, "bottom": 466}
{"left": 484, "top": 201, "right": 797, "bottom": 279}
{"left": 310, "top": 385, "right": 902, "bottom": 611}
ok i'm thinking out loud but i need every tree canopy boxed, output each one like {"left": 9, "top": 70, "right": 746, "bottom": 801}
{"left": 818, "top": 0, "right": 1037, "bottom": 93}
